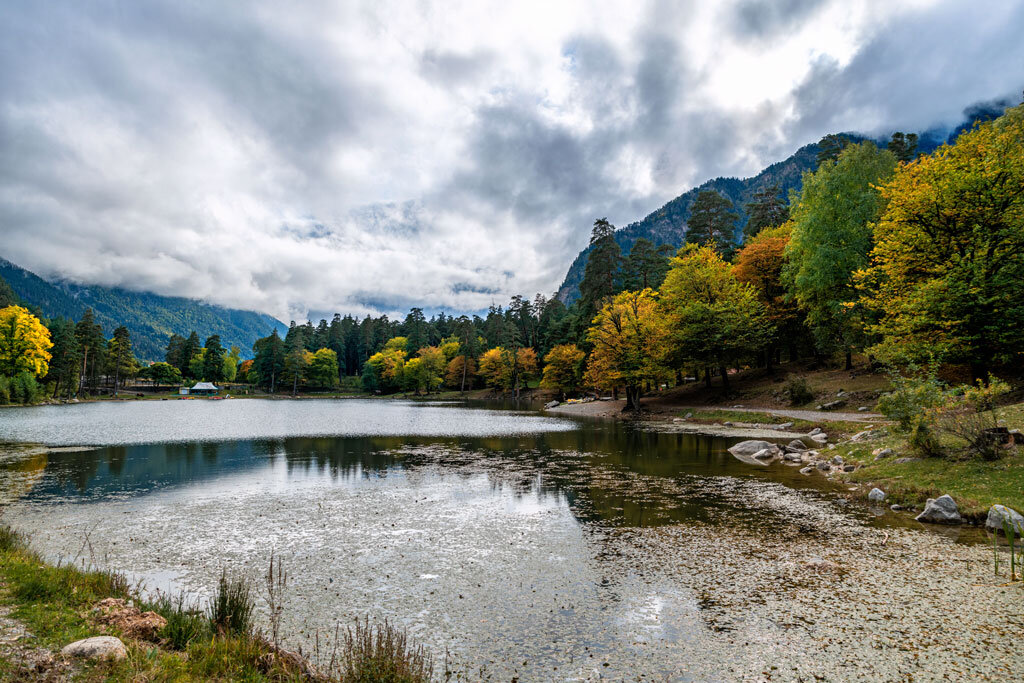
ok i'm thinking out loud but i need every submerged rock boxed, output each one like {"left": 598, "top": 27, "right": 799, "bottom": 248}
{"left": 799, "top": 466, "right": 814, "bottom": 475}
{"left": 544, "top": 400, "right": 560, "bottom": 409}
{"left": 788, "top": 439, "right": 808, "bottom": 451}
{"left": 868, "top": 488, "right": 886, "bottom": 503}
{"left": 915, "top": 495, "right": 962, "bottom": 525}
{"left": 985, "top": 505, "right": 1024, "bottom": 535}
{"left": 61, "top": 636, "right": 127, "bottom": 661}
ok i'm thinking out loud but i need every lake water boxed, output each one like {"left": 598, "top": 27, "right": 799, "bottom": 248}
{"left": 0, "top": 399, "right": 960, "bottom": 680}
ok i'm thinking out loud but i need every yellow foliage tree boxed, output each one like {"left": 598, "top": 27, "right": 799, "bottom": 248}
{"left": 541, "top": 344, "right": 585, "bottom": 399}
{"left": 478, "top": 347, "right": 514, "bottom": 391}
{"left": 585, "top": 289, "right": 669, "bottom": 411}
{"left": 0, "top": 305, "right": 53, "bottom": 377}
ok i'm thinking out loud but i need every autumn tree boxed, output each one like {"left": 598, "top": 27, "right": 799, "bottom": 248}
{"left": 860, "top": 104, "right": 1024, "bottom": 380}
{"left": 686, "top": 190, "right": 738, "bottom": 254}
{"left": 413, "top": 346, "right": 446, "bottom": 393}
{"left": 307, "top": 348, "right": 340, "bottom": 389}
{"left": 744, "top": 184, "right": 789, "bottom": 237}
{"left": 478, "top": 347, "right": 514, "bottom": 391}
{"left": 586, "top": 289, "right": 668, "bottom": 411}
{"left": 784, "top": 141, "right": 896, "bottom": 368}
{"left": 445, "top": 355, "right": 476, "bottom": 390}
{"left": 540, "top": 344, "right": 585, "bottom": 399}
{"left": 733, "top": 224, "right": 801, "bottom": 366}
{"left": 0, "top": 305, "right": 53, "bottom": 378}
{"left": 660, "top": 246, "right": 771, "bottom": 392}
{"left": 579, "top": 218, "right": 622, "bottom": 312}
{"left": 512, "top": 347, "right": 539, "bottom": 398}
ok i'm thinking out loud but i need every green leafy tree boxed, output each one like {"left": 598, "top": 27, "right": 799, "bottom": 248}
{"left": 686, "top": 190, "right": 738, "bottom": 254}
{"left": 784, "top": 141, "right": 896, "bottom": 368}
{"left": 540, "top": 343, "right": 585, "bottom": 400}
{"left": 144, "top": 361, "right": 183, "bottom": 388}
{"left": 744, "top": 184, "right": 789, "bottom": 237}
{"left": 203, "top": 335, "right": 226, "bottom": 382}
{"left": 307, "top": 348, "right": 340, "bottom": 389}
{"left": 223, "top": 345, "right": 241, "bottom": 382}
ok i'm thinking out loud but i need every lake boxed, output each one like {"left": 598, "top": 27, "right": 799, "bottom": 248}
{"left": 0, "top": 399, "right": 1013, "bottom": 680}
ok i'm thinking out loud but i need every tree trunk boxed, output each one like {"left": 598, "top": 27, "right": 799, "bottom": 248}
{"left": 719, "top": 365, "right": 730, "bottom": 393}
{"left": 79, "top": 347, "right": 88, "bottom": 397}
{"left": 460, "top": 356, "right": 467, "bottom": 395}
{"left": 844, "top": 349, "right": 853, "bottom": 371}
{"left": 765, "top": 348, "right": 773, "bottom": 373}
{"left": 623, "top": 384, "right": 640, "bottom": 412}
{"left": 704, "top": 366, "right": 712, "bottom": 388}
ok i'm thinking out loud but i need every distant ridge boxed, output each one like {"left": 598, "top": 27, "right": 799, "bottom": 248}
{"left": 0, "top": 258, "right": 286, "bottom": 361}
{"left": 555, "top": 99, "right": 1012, "bottom": 303}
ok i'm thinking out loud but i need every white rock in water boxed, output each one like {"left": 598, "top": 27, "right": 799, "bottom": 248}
{"left": 810, "top": 433, "right": 828, "bottom": 443}
{"left": 985, "top": 505, "right": 1024, "bottom": 535}
{"left": 61, "top": 636, "right": 127, "bottom": 661}
{"left": 728, "top": 440, "right": 777, "bottom": 457}
{"left": 868, "top": 488, "right": 886, "bottom": 503}
{"left": 915, "top": 495, "right": 962, "bottom": 525}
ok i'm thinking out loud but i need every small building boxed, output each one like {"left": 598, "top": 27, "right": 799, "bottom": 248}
{"left": 188, "top": 382, "right": 219, "bottom": 396}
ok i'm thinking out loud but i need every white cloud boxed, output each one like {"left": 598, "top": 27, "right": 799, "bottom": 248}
{"left": 0, "top": 0, "right": 1021, "bottom": 321}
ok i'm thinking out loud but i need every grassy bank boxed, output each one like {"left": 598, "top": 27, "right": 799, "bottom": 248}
{"left": 832, "top": 402, "right": 1024, "bottom": 518}
{"left": 0, "top": 525, "right": 432, "bottom": 681}
{"left": 676, "top": 408, "right": 870, "bottom": 438}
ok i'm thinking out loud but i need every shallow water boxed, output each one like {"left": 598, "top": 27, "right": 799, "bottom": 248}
{"left": 0, "top": 399, "right": 1011, "bottom": 680}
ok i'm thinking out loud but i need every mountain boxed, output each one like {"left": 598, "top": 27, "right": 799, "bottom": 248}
{"left": 555, "top": 100, "right": 1011, "bottom": 303}
{"left": 0, "top": 258, "right": 286, "bottom": 362}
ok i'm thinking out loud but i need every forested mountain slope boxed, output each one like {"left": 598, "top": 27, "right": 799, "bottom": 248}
{"left": 556, "top": 101, "right": 1009, "bottom": 303}
{"left": 0, "top": 258, "right": 286, "bottom": 361}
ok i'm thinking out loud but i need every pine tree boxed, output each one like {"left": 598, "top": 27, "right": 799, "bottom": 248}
{"left": 887, "top": 132, "right": 919, "bottom": 163}
{"left": 579, "top": 218, "right": 622, "bottom": 312}
{"left": 203, "top": 334, "right": 226, "bottom": 382}
{"left": 686, "top": 191, "right": 738, "bottom": 254}
{"left": 744, "top": 184, "right": 789, "bottom": 238}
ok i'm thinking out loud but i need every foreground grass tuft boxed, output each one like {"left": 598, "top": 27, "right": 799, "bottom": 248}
{"left": 338, "top": 616, "right": 433, "bottom": 683}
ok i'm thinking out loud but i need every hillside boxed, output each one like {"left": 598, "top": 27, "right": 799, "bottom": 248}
{"left": 556, "top": 101, "right": 1009, "bottom": 303}
{"left": 0, "top": 258, "right": 286, "bottom": 361}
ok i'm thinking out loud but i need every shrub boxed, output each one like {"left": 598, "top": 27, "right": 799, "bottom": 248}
{"left": 0, "top": 376, "right": 10, "bottom": 404}
{"left": 9, "top": 372, "right": 40, "bottom": 405}
{"left": 339, "top": 617, "right": 433, "bottom": 683}
{"left": 877, "top": 368, "right": 944, "bottom": 431}
{"left": 785, "top": 376, "right": 814, "bottom": 406}
{"left": 0, "top": 523, "right": 23, "bottom": 552}
{"left": 934, "top": 377, "right": 1011, "bottom": 461}
{"left": 208, "top": 571, "right": 255, "bottom": 636}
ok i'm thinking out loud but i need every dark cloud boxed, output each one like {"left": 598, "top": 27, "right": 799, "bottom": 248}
{"left": 0, "top": 0, "right": 1021, "bottom": 321}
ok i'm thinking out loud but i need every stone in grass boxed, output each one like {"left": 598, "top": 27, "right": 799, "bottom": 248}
{"left": 816, "top": 460, "right": 831, "bottom": 472}
{"left": 872, "top": 448, "right": 894, "bottom": 460}
{"left": 61, "top": 636, "right": 127, "bottom": 661}
{"left": 799, "top": 466, "right": 814, "bottom": 475}
{"left": 858, "top": 406, "right": 870, "bottom": 412}
{"left": 810, "top": 433, "right": 828, "bottom": 444}
{"left": 915, "top": 495, "right": 962, "bottom": 525}
{"left": 808, "top": 427, "right": 822, "bottom": 436}
{"left": 985, "top": 505, "right": 1024, "bottom": 535}
{"left": 775, "top": 422, "right": 794, "bottom": 431}
{"left": 868, "top": 488, "right": 886, "bottom": 503}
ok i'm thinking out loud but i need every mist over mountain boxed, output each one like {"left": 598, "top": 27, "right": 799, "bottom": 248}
{"left": 0, "top": 258, "right": 286, "bottom": 361}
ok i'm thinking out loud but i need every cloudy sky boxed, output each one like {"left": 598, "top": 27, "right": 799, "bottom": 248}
{"left": 1, "top": 0, "right": 1022, "bottom": 321}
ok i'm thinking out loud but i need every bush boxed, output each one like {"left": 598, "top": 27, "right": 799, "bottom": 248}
{"left": 785, "top": 376, "right": 814, "bottom": 406}
{"left": 339, "top": 617, "right": 433, "bottom": 683}
{"left": 8, "top": 372, "right": 40, "bottom": 405}
{"left": 0, "top": 376, "right": 10, "bottom": 404}
{"left": 208, "top": 571, "right": 255, "bottom": 636}
{"left": 877, "top": 369, "right": 944, "bottom": 431}
{"left": 934, "top": 377, "right": 1011, "bottom": 461}
{"left": 0, "top": 524, "right": 23, "bottom": 552}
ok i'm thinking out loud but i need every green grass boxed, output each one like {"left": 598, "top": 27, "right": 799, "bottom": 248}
{"left": 836, "top": 418, "right": 1024, "bottom": 517}
{"left": 679, "top": 409, "right": 870, "bottom": 436}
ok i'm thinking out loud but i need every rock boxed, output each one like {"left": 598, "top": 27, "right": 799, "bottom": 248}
{"left": 685, "top": 412, "right": 693, "bottom": 418}
{"left": 61, "top": 636, "right": 127, "bottom": 661}
{"left": 799, "top": 466, "right": 814, "bottom": 475}
{"left": 868, "top": 488, "right": 886, "bottom": 503}
{"left": 723, "top": 421, "right": 734, "bottom": 427}
{"left": 775, "top": 421, "right": 794, "bottom": 430}
{"left": 544, "top": 400, "right": 560, "bottom": 409}
{"left": 890, "top": 504, "right": 903, "bottom": 511}
{"left": 808, "top": 427, "right": 822, "bottom": 436}
{"left": 810, "top": 433, "right": 828, "bottom": 444}
{"left": 985, "top": 505, "right": 1024, "bottom": 535}
{"left": 836, "top": 390, "right": 847, "bottom": 398}
{"left": 783, "top": 452, "right": 803, "bottom": 462}
{"left": 872, "top": 447, "right": 894, "bottom": 459}
{"left": 752, "top": 448, "right": 776, "bottom": 460}
{"left": 893, "top": 457, "right": 921, "bottom": 464}
{"left": 820, "top": 400, "right": 847, "bottom": 410}
{"left": 788, "top": 439, "right": 808, "bottom": 451}
{"left": 850, "top": 430, "right": 871, "bottom": 442}
{"left": 843, "top": 464, "right": 856, "bottom": 472}
{"left": 732, "top": 404, "right": 744, "bottom": 409}
{"left": 816, "top": 460, "right": 831, "bottom": 472}
{"left": 728, "top": 440, "right": 778, "bottom": 457}
{"left": 831, "top": 455, "right": 844, "bottom": 465}
{"left": 915, "top": 495, "right": 962, "bottom": 525}
{"left": 858, "top": 406, "right": 870, "bottom": 412}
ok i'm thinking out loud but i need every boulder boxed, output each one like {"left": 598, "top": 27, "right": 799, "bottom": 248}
{"left": 858, "top": 406, "right": 870, "bottom": 412}
{"left": 728, "top": 440, "right": 778, "bottom": 457}
{"left": 810, "top": 433, "right": 828, "bottom": 444}
{"left": 783, "top": 452, "right": 803, "bottom": 462}
{"left": 799, "top": 466, "right": 814, "bottom": 475}
{"left": 775, "top": 422, "right": 794, "bottom": 430}
{"left": 820, "top": 400, "right": 847, "bottom": 410}
{"left": 872, "top": 448, "right": 894, "bottom": 460}
{"left": 61, "top": 636, "right": 127, "bottom": 661}
{"left": 808, "top": 427, "right": 822, "bottom": 436}
{"left": 985, "top": 505, "right": 1024, "bottom": 535}
{"left": 788, "top": 439, "right": 808, "bottom": 451}
{"left": 815, "top": 460, "right": 831, "bottom": 472}
{"left": 915, "top": 495, "right": 962, "bottom": 525}
{"left": 843, "top": 464, "right": 856, "bottom": 472}
{"left": 868, "top": 488, "right": 886, "bottom": 503}
{"left": 890, "top": 504, "right": 904, "bottom": 511}
{"left": 893, "top": 457, "right": 920, "bottom": 464}
{"left": 831, "top": 455, "right": 844, "bottom": 466}
{"left": 544, "top": 400, "right": 560, "bottom": 409}
{"left": 723, "top": 421, "right": 734, "bottom": 427}
{"left": 752, "top": 448, "right": 776, "bottom": 460}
